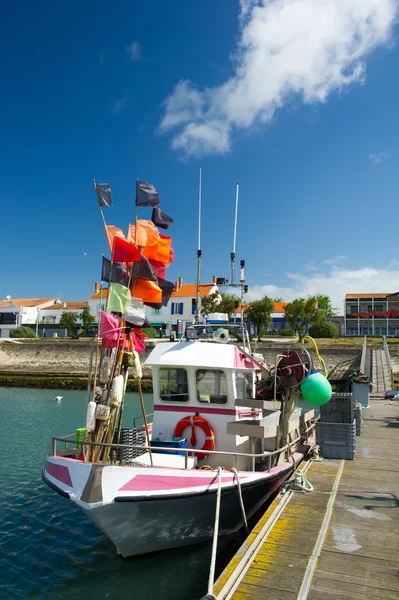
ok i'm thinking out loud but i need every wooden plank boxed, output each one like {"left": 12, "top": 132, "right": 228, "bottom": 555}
{"left": 232, "top": 584, "right": 297, "bottom": 600}
{"left": 315, "top": 568, "right": 399, "bottom": 592}
{"left": 311, "top": 576, "right": 399, "bottom": 599}
{"left": 316, "top": 550, "right": 399, "bottom": 578}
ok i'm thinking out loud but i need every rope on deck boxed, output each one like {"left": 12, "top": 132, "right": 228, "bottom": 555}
{"left": 231, "top": 468, "right": 249, "bottom": 535}
{"left": 280, "top": 471, "right": 314, "bottom": 494}
{"left": 207, "top": 467, "right": 223, "bottom": 598}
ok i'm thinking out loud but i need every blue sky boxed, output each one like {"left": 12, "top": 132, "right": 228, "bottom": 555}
{"left": 1, "top": 0, "right": 399, "bottom": 311}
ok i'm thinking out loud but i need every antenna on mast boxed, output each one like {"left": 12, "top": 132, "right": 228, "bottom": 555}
{"left": 195, "top": 167, "right": 202, "bottom": 322}
{"left": 230, "top": 183, "right": 239, "bottom": 285}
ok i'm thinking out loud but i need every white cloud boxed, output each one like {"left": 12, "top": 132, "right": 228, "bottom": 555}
{"left": 112, "top": 97, "right": 128, "bottom": 114}
{"left": 304, "top": 262, "right": 319, "bottom": 271}
{"left": 323, "top": 255, "right": 346, "bottom": 265}
{"left": 126, "top": 41, "right": 142, "bottom": 61}
{"left": 160, "top": 0, "right": 398, "bottom": 156}
{"left": 247, "top": 265, "right": 399, "bottom": 312}
{"left": 369, "top": 152, "right": 390, "bottom": 165}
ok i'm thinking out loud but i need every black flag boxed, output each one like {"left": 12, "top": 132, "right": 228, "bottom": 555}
{"left": 151, "top": 206, "right": 174, "bottom": 230}
{"left": 136, "top": 179, "right": 160, "bottom": 207}
{"left": 130, "top": 254, "right": 158, "bottom": 282}
{"left": 101, "top": 257, "right": 130, "bottom": 287}
{"left": 95, "top": 183, "right": 113, "bottom": 208}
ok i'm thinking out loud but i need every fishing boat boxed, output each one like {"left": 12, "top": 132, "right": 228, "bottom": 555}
{"left": 42, "top": 177, "right": 330, "bottom": 558}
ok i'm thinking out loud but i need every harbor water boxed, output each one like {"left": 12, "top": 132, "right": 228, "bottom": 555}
{"left": 0, "top": 388, "right": 245, "bottom": 600}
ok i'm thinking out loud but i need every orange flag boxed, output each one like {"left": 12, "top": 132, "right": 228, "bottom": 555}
{"left": 127, "top": 220, "right": 159, "bottom": 248}
{"left": 142, "top": 235, "right": 171, "bottom": 264}
{"left": 131, "top": 279, "right": 162, "bottom": 304}
{"left": 106, "top": 225, "right": 125, "bottom": 252}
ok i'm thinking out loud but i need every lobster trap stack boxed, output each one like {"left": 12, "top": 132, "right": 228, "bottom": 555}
{"left": 316, "top": 392, "right": 359, "bottom": 460}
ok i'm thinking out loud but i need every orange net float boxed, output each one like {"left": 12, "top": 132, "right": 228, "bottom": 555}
{"left": 174, "top": 415, "right": 215, "bottom": 460}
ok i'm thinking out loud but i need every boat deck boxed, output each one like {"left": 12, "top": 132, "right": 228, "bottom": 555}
{"left": 213, "top": 397, "right": 399, "bottom": 599}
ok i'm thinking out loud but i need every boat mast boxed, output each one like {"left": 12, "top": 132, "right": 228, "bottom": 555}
{"left": 230, "top": 183, "right": 239, "bottom": 285}
{"left": 195, "top": 167, "right": 202, "bottom": 323}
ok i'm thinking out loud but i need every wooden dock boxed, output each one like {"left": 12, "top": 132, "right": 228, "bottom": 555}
{"left": 214, "top": 397, "right": 399, "bottom": 599}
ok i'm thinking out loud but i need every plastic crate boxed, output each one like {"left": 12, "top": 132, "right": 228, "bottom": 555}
{"left": 75, "top": 428, "right": 86, "bottom": 458}
{"left": 320, "top": 393, "right": 354, "bottom": 424}
{"left": 355, "top": 404, "right": 363, "bottom": 436}
{"left": 316, "top": 420, "right": 356, "bottom": 459}
{"left": 117, "top": 428, "right": 147, "bottom": 462}
{"left": 151, "top": 437, "right": 187, "bottom": 456}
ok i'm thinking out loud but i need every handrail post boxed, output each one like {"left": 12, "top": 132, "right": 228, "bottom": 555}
{"left": 52, "top": 437, "right": 56, "bottom": 456}
{"left": 360, "top": 335, "right": 367, "bottom": 374}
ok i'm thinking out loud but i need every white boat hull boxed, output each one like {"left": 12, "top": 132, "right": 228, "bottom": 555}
{"left": 42, "top": 441, "right": 311, "bottom": 557}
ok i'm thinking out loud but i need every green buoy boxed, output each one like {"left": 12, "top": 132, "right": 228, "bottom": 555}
{"left": 301, "top": 371, "right": 332, "bottom": 406}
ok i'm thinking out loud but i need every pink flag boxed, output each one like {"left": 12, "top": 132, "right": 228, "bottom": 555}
{"left": 99, "top": 311, "right": 121, "bottom": 348}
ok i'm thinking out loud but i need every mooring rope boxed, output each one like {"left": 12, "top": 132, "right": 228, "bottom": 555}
{"left": 207, "top": 467, "right": 223, "bottom": 597}
{"left": 231, "top": 468, "right": 249, "bottom": 535}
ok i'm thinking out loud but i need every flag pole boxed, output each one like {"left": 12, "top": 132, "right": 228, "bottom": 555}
{"left": 195, "top": 167, "right": 202, "bottom": 323}
{"left": 231, "top": 183, "right": 239, "bottom": 285}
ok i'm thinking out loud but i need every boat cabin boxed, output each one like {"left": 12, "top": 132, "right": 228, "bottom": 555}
{"left": 145, "top": 340, "right": 263, "bottom": 469}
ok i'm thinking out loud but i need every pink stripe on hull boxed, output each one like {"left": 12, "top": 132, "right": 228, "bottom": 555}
{"left": 46, "top": 461, "right": 73, "bottom": 487}
{"left": 118, "top": 473, "right": 248, "bottom": 492}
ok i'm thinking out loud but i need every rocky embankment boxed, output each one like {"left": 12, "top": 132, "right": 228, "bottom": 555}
{"left": 0, "top": 338, "right": 382, "bottom": 391}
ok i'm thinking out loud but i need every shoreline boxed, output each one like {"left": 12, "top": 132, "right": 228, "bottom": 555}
{"left": 0, "top": 373, "right": 154, "bottom": 392}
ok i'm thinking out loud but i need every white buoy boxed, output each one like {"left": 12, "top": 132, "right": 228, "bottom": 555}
{"left": 110, "top": 375, "right": 124, "bottom": 407}
{"left": 131, "top": 351, "right": 143, "bottom": 379}
{"left": 99, "top": 356, "right": 112, "bottom": 384}
{"left": 86, "top": 401, "right": 97, "bottom": 432}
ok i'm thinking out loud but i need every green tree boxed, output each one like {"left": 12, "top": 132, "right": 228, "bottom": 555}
{"left": 272, "top": 296, "right": 284, "bottom": 303}
{"left": 309, "top": 321, "right": 338, "bottom": 338}
{"left": 284, "top": 296, "right": 320, "bottom": 342}
{"left": 59, "top": 312, "right": 78, "bottom": 337}
{"left": 315, "top": 294, "right": 338, "bottom": 317}
{"left": 79, "top": 306, "right": 95, "bottom": 332}
{"left": 10, "top": 326, "right": 37, "bottom": 338}
{"left": 200, "top": 292, "right": 239, "bottom": 318}
{"left": 244, "top": 296, "right": 275, "bottom": 333}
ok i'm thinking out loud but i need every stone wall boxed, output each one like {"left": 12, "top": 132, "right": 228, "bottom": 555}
{"left": 0, "top": 340, "right": 154, "bottom": 377}
{"left": 0, "top": 339, "right": 364, "bottom": 382}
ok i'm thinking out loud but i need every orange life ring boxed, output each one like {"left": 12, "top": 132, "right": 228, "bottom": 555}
{"left": 174, "top": 415, "right": 215, "bottom": 460}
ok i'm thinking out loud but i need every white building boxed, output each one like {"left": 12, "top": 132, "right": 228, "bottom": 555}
{"left": 39, "top": 301, "right": 89, "bottom": 324}
{"left": 147, "top": 277, "right": 218, "bottom": 335}
{"left": 88, "top": 278, "right": 219, "bottom": 336}
{"left": 0, "top": 297, "right": 58, "bottom": 338}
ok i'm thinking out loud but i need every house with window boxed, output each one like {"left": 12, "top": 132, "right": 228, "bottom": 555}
{"left": 146, "top": 277, "right": 218, "bottom": 336}
{"left": 38, "top": 301, "right": 88, "bottom": 325}
{"left": 345, "top": 292, "right": 399, "bottom": 336}
{"left": 0, "top": 297, "right": 59, "bottom": 338}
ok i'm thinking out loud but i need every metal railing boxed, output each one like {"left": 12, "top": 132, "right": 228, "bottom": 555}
{"left": 382, "top": 335, "right": 394, "bottom": 389}
{"left": 360, "top": 335, "right": 367, "bottom": 374}
{"left": 132, "top": 413, "right": 154, "bottom": 429}
{"left": 51, "top": 419, "right": 317, "bottom": 474}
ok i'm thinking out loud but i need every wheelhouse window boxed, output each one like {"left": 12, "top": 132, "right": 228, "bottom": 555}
{"left": 159, "top": 368, "right": 189, "bottom": 402}
{"left": 196, "top": 369, "right": 227, "bottom": 405}
{"left": 235, "top": 371, "right": 254, "bottom": 400}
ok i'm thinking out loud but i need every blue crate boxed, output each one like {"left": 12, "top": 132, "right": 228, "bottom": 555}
{"left": 150, "top": 437, "right": 187, "bottom": 456}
